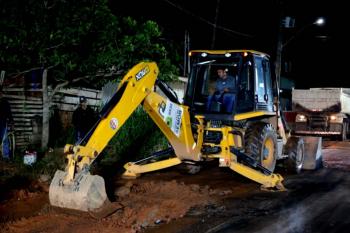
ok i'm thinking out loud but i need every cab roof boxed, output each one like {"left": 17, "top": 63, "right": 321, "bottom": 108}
{"left": 189, "top": 50, "right": 270, "bottom": 57}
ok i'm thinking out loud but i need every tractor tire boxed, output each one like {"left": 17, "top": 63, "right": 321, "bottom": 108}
{"left": 244, "top": 122, "right": 278, "bottom": 173}
{"left": 283, "top": 136, "right": 305, "bottom": 174}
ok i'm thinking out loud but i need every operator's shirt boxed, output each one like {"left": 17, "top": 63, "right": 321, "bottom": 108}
{"left": 216, "top": 76, "right": 235, "bottom": 94}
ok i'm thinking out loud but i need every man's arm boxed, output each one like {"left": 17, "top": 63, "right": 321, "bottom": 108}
{"left": 225, "top": 76, "right": 236, "bottom": 93}
{"left": 214, "top": 80, "right": 223, "bottom": 94}
{"left": 88, "top": 107, "right": 97, "bottom": 124}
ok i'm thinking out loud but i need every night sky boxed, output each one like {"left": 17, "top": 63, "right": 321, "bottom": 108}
{"left": 112, "top": 0, "right": 348, "bottom": 88}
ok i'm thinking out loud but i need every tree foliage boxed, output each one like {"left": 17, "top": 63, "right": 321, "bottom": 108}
{"left": 0, "top": 0, "right": 178, "bottom": 83}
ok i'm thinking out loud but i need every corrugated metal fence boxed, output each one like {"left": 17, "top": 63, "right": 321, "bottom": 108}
{"left": 3, "top": 80, "right": 187, "bottom": 150}
{"left": 3, "top": 87, "right": 101, "bottom": 149}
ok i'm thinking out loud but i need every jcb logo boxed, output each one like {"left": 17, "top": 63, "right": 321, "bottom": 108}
{"left": 136, "top": 66, "right": 150, "bottom": 81}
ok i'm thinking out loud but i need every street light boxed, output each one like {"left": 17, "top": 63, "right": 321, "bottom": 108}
{"left": 282, "top": 17, "right": 326, "bottom": 47}
{"left": 315, "top": 17, "right": 325, "bottom": 26}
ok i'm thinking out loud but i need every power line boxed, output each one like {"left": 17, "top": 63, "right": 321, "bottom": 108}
{"left": 162, "top": 0, "right": 254, "bottom": 38}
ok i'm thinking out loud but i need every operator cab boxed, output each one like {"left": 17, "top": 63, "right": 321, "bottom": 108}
{"left": 184, "top": 50, "right": 274, "bottom": 120}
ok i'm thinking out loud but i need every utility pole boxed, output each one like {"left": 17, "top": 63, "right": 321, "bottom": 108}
{"left": 275, "top": 23, "right": 283, "bottom": 94}
{"left": 211, "top": 0, "right": 220, "bottom": 49}
{"left": 274, "top": 1, "right": 284, "bottom": 132}
{"left": 183, "top": 30, "right": 187, "bottom": 77}
{"left": 187, "top": 32, "right": 191, "bottom": 75}
{"left": 275, "top": 7, "right": 283, "bottom": 95}
{"left": 183, "top": 30, "right": 190, "bottom": 76}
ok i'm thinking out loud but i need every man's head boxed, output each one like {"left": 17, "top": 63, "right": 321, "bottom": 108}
{"left": 217, "top": 68, "right": 228, "bottom": 79}
{"left": 79, "top": 96, "right": 88, "bottom": 110}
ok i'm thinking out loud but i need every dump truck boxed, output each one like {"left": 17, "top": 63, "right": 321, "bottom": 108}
{"left": 292, "top": 88, "right": 350, "bottom": 140}
{"left": 49, "top": 50, "right": 322, "bottom": 216}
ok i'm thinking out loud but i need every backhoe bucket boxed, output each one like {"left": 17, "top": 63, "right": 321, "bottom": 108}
{"left": 302, "top": 136, "right": 323, "bottom": 170}
{"left": 49, "top": 170, "right": 109, "bottom": 212}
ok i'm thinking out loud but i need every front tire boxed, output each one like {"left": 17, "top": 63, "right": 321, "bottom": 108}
{"left": 284, "top": 137, "right": 305, "bottom": 174}
{"left": 244, "top": 122, "right": 278, "bottom": 172}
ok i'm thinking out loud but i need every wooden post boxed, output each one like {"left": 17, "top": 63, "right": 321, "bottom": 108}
{"left": 42, "top": 69, "right": 49, "bottom": 150}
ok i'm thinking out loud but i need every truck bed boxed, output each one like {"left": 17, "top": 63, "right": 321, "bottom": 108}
{"left": 292, "top": 88, "right": 350, "bottom": 114}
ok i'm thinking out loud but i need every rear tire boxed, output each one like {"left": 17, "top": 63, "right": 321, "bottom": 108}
{"left": 284, "top": 137, "right": 305, "bottom": 174}
{"left": 244, "top": 122, "right": 278, "bottom": 173}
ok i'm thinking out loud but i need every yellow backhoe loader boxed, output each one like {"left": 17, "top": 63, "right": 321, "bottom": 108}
{"left": 49, "top": 50, "right": 322, "bottom": 215}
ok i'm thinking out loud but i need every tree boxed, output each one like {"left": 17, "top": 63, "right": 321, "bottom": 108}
{"left": 0, "top": 0, "right": 179, "bottom": 149}
{"left": 0, "top": 0, "right": 178, "bottom": 80}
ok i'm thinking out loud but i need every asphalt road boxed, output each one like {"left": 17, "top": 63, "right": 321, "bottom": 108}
{"left": 147, "top": 140, "right": 350, "bottom": 233}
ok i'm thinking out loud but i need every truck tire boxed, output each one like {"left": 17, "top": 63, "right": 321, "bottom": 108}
{"left": 244, "top": 122, "right": 278, "bottom": 172}
{"left": 284, "top": 137, "right": 305, "bottom": 174}
{"left": 341, "top": 121, "right": 348, "bottom": 141}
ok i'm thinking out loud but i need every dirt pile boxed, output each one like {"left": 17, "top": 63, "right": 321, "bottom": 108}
{"left": 12, "top": 189, "right": 38, "bottom": 200}
{"left": 2, "top": 179, "right": 213, "bottom": 233}
{"left": 112, "top": 180, "right": 211, "bottom": 231}
{"left": 0, "top": 180, "right": 49, "bottom": 224}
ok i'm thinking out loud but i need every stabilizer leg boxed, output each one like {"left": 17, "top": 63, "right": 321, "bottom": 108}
{"left": 230, "top": 161, "right": 285, "bottom": 191}
{"left": 122, "top": 157, "right": 182, "bottom": 178}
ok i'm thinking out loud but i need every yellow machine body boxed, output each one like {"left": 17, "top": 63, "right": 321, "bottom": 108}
{"left": 50, "top": 52, "right": 294, "bottom": 213}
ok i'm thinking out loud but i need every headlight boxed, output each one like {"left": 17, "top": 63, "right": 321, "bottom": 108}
{"left": 296, "top": 114, "right": 307, "bottom": 122}
{"left": 329, "top": 114, "right": 343, "bottom": 123}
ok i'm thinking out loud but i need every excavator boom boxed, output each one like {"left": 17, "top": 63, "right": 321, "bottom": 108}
{"left": 49, "top": 62, "right": 161, "bottom": 212}
{"left": 49, "top": 62, "right": 203, "bottom": 213}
